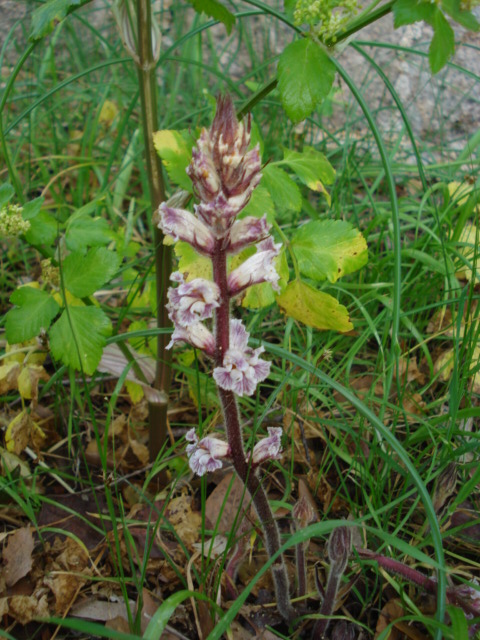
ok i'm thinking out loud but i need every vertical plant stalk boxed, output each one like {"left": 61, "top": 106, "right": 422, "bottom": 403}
{"left": 156, "top": 96, "right": 295, "bottom": 620}
{"left": 212, "top": 248, "right": 295, "bottom": 621}
{"left": 135, "top": 0, "right": 171, "bottom": 461}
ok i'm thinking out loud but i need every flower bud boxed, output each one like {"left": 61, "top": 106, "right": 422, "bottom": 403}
{"left": 292, "top": 496, "right": 316, "bottom": 529}
{"left": 327, "top": 526, "right": 352, "bottom": 575}
{"left": 251, "top": 427, "right": 283, "bottom": 465}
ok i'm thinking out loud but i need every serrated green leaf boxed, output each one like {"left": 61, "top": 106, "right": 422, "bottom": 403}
{"left": 187, "top": 0, "right": 236, "bottom": 34}
{"left": 153, "top": 130, "right": 195, "bottom": 191}
{"left": 430, "top": 8, "right": 455, "bottom": 73}
{"left": 240, "top": 186, "right": 275, "bottom": 223}
{"left": 441, "top": 0, "right": 479, "bottom": 30}
{"left": 261, "top": 165, "right": 302, "bottom": 213}
{"left": 279, "top": 147, "right": 335, "bottom": 202}
{"left": 393, "top": 0, "right": 436, "bottom": 27}
{"left": 276, "top": 279, "right": 353, "bottom": 331}
{"left": 66, "top": 216, "right": 113, "bottom": 251}
{"left": 49, "top": 306, "right": 111, "bottom": 374}
{"left": 30, "top": 0, "right": 92, "bottom": 41}
{"left": 292, "top": 219, "right": 368, "bottom": 283}
{"left": 242, "top": 250, "right": 289, "bottom": 309}
{"left": 0, "top": 183, "right": 15, "bottom": 208}
{"left": 62, "top": 247, "right": 120, "bottom": 298}
{"left": 277, "top": 39, "right": 336, "bottom": 123}
{"left": 6, "top": 287, "right": 60, "bottom": 343}
{"left": 175, "top": 241, "right": 212, "bottom": 281}
{"left": 24, "top": 210, "right": 58, "bottom": 248}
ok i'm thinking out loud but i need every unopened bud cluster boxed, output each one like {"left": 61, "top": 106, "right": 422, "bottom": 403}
{"left": 0, "top": 204, "right": 30, "bottom": 238}
{"left": 157, "top": 96, "right": 283, "bottom": 476}
{"left": 294, "top": 0, "right": 360, "bottom": 42}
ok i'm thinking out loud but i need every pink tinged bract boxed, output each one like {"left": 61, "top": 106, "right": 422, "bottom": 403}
{"left": 228, "top": 215, "right": 271, "bottom": 253}
{"left": 166, "top": 322, "right": 215, "bottom": 357}
{"left": 251, "top": 427, "right": 283, "bottom": 465}
{"left": 185, "top": 428, "right": 231, "bottom": 476}
{"left": 157, "top": 204, "right": 215, "bottom": 255}
{"left": 227, "top": 236, "right": 282, "bottom": 295}
{"left": 213, "top": 319, "right": 271, "bottom": 396}
{"left": 167, "top": 273, "right": 220, "bottom": 326}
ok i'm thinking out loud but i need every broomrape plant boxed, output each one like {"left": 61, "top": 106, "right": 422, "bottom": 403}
{"left": 156, "top": 95, "right": 294, "bottom": 620}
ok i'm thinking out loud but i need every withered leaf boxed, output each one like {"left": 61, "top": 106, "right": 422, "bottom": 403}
{"left": 3, "top": 526, "right": 34, "bottom": 587}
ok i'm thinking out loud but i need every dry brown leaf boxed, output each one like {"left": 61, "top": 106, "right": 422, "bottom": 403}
{"left": 166, "top": 494, "right": 202, "bottom": 548}
{"left": 3, "top": 526, "right": 34, "bottom": 587}
{"left": 5, "top": 410, "right": 32, "bottom": 455}
{"left": 205, "top": 473, "right": 250, "bottom": 533}
{"left": 72, "top": 597, "right": 136, "bottom": 621}
{"left": 105, "top": 616, "right": 131, "bottom": 633}
{"left": 44, "top": 572, "right": 85, "bottom": 614}
{"left": 375, "top": 599, "right": 405, "bottom": 639}
{"left": 0, "top": 362, "right": 20, "bottom": 394}
{"left": 129, "top": 438, "right": 149, "bottom": 465}
{"left": 8, "top": 594, "right": 50, "bottom": 624}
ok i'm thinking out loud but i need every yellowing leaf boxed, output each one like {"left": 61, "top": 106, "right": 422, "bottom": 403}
{"left": 125, "top": 380, "right": 144, "bottom": 404}
{"left": 17, "top": 364, "right": 49, "bottom": 402}
{"left": 99, "top": 100, "right": 118, "bottom": 126}
{"left": 152, "top": 130, "right": 194, "bottom": 190}
{"left": 455, "top": 222, "right": 480, "bottom": 282}
{"left": 448, "top": 181, "right": 473, "bottom": 206}
{"left": 276, "top": 279, "right": 353, "bottom": 332}
{"left": 0, "top": 362, "right": 20, "bottom": 393}
{"left": 6, "top": 411, "right": 31, "bottom": 455}
{"left": 175, "top": 241, "right": 212, "bottom": 281}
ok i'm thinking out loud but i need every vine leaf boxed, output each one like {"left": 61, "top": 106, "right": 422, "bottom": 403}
{"left": 292, "top": 219, "right": 368, "bottom": 283}
{"left": 276, "top": 279, "right": 353, "bottom": 332}
{"left": 277, "top": 39, "right": 336, "bottom": 123}
{"left": 49, "top": 306, "right": 112, "bottom": 375}
{"left": 6, "top": 287, "right": 60, "bottom": 344}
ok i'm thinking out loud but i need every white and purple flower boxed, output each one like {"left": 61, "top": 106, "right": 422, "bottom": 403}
{"left": 213, "top": 319, "right": 271, "bottom": 396}
{"left": 158, "top": 204, "right": 215, "bottom": 256}
{"left": 251, "top": 427, "right": 283, "bottom": 465}
{"left": 186, "top": 428, "right": 231, "bottom": 476}
{"left": 167, "top": 272, "right": 220, "bottom": 326}
{"left": 167, "top": 322, "right": 215, "bottom": 357}
{"left": 227, "top": 236, "right": 282, "bottom": 295}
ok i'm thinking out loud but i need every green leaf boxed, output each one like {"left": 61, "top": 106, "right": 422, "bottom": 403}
{"left": 393, "top": 0, "right": 436, "bottom": 27}
{"left": 240, "top": 186, "right": 275, "bottom": 223}
{"left": 24, "top": 211, "right": 58, "bottom": 248}
{"left": 292, "top": 219, "right": 368, "bottom": 283}
{"left": 279, "top": 146, "right": 335, "bottom": 202}
{"left": 65, "top": 211, "right": 113, "bottom": 251}
{"left": 0, "top": 183, "right": 15, "bottom": 208}
{"left": 429, "top": 8, "right": 455, "bottom": 73}
{"left": 22, "top": 197, "right": 44, "bottom": 221}
{"left": 152, "top": 130, "right": 195, "bottom": 191}
{"left": 62, "top": 247, "right": 121, "bottom": 298}
{"left": 277, "top": 39, "right": 336, "bottom": 123}
{"left": 276, "top": 279, "right": 353, "bottom": 332}
{"left": 30, "top": 0, "right": 92, "bottom": 41}
{"left": 446, "top": 605, "right": 469, "bottom": 640}
{"left": 49, "top": 306, "right": 111, "bottom": 374}
{"left": 187, "top": 0, "right": 236, "bottom": 34}
{"left": 441, "top": 0, "right": 479, "bottom": 30}
{"left": 242, "top": 250, "right": 289, "bottom": 309}
{"left": 6, "top": 287, "right": 60, "bottom": 343}
{"left": 261, "top": 165, "right": 302, "bottom": 213}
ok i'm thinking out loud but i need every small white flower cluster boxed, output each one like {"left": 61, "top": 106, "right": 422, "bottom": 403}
{"left": 0, "top": 204, "right": 31, "bottom": 238}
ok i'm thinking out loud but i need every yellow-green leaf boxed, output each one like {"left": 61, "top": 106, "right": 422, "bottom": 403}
{"left": 276, "top": 279, "right": 353, "bottom": 332}
{"left": 152, "top": 130, "right": 194, "bottom": 191}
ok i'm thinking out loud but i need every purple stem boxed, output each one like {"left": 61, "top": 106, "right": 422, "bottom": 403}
{"left": 212, "top": 238, "right": 294, "bottom": 622}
